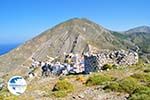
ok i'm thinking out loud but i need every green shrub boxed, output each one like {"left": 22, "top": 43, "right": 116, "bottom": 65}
{"left": 103, "top": 82, "right": 122, "bottom": 92}
{"left": 128, "top": 86, "right": 150, "bottom": 100}
{"left": 133, "top": 86, "right": 150, "bottom": 94}
{"left": 52, "top": 79, "right": 74, "bottom": 97}
{"left": 112, "top": 64, "right": 118, "bottom": 69}
{"left": 119, "top": 77, "right": 140, "bottom": 94}
{"left": 102, "top": 64, "right": 112, "bottom": 70}
{"left": 52, "top": 80, "right": 74, "bottom": 92}
{"left": 0, "top": 88, "right": 18, "bottom": 100}
{"left": 131, "top": 73, "right": 150, "bottom": 83}
{"left": 111, "top": 32, "right": 128, "bottom": 40}
{"left": 101, "top": 64, "right": 119, "bottom": 70}
{"left": 86, "top": 74, "right": 113, "bottom": 86}
{"left": 129, "top": 94, "right": 150, "bottom": 100}
{"left": 52, "top": 91, "right": 67, "bottom": 98}
{"left": 103, "top": 76, "right": 150, "bottom": 96}
{"left": 104, "top": 77, "right": 140, "bottom": 93}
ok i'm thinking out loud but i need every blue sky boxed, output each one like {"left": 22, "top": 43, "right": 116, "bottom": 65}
{"left": 0, "top": 0, "right": 149, "bottom": 44}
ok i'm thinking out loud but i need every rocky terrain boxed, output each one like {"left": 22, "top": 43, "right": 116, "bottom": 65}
{"left": 1, "top": 18, "right": 149, "bottom": 76}
{"left": 0, "top": 18, "right": 150, "bottom": 100}
{"left": 0, "top": 18, "right": 131, "bottom": 76}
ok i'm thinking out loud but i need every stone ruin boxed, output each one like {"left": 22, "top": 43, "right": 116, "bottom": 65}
{"left": 28, "top": 49, "right": 139, "bottom": 76}
{"left": 84, "top": 49, "right": 139, "bottom": 73}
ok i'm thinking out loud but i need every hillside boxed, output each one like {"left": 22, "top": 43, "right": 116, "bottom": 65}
{"left": 125, "top": 26, "right": 150, "bottom": 34}
{"left": 124, "top": 26, "right": 150, "bottom": 63}
{"left": 0, "top": 18, "right": 128, "bottom": 76}
{"left": 0, "top": 18, "right": 150, "bottom": 100}
{"left": 110, "top": 26, "right": 150, "bottom": 63}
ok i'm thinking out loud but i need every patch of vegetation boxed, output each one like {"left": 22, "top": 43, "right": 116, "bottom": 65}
{"left": 85, "top": 74, "right": 113, "bottom": 86}
{"left": 112, "top": 64, "right": 118, "bottom": 69}
{"left": 112, "top": 40, "right": 120, "bottom": 45}
{"left": 119, "top": 77, "right": 140, "bottom": 94}
{"left": 52, "top": 79, "right": 74, "bottom": 92}
{"left": 104, "top": 77, "right": 140, "bottom": 94}
{"left": 112, "top": 32, "right": 128, "bottom": 40}
{"left": 128, "top": 86, "right": 150, "bottom": 100}
{"left": 0, "top": 88, "right": 18, "bottom": 100}
{"left": 52, "top": 79, "right": 74, "bottom": 98}
{"left": 128, "top": 61, "right": 146, "bottom": 72}
{"left": 103, "top": 81, "right": 122, "bottom": 92}
{"left": 101, "top": 64, "right": 118, "bottom": 70}
{"left": 101, "top": 64, "right": 112, "bottom": 70}
{"left": 131, "top": 73, "right": 150, "bottom": 83}
{"left": 52, "top": 91, "right": 68, "bottom": 98}
{"left": 129, "top": 32, "right": 150, "bottom": 53}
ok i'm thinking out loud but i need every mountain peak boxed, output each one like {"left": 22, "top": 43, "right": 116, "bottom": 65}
{"left": 0, "top": 18, "right": 123, "bottom": 74}
{"left": 66, "top": 17, "right": 92, "bottom": 22}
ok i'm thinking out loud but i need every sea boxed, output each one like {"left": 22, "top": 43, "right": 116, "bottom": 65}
{"left": 0, "top": 44, "right": 20, "bottom": 56}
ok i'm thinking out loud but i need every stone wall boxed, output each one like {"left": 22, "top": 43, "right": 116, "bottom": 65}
{"left": 84, "top": 49, "right": 138, "bottom": 73}
{"left": 97, "top": 49, "right": 138, "bottom": 66}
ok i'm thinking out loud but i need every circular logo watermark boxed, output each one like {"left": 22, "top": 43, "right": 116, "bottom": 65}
{"left": 7, "top": 76, "right": 27, "bottom": 96}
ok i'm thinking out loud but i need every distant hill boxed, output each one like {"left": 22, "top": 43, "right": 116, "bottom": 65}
{"left": 0, "top": 18, "right": 149, "bottom": 76}
{"left": 123, "top": 26, "right": 150, "bottom": 54}
{"left": 122, "top": 26, "right": 150, "bottom": 63}
{"left": 125, "top": 26, "right": 150, "bottom": 34}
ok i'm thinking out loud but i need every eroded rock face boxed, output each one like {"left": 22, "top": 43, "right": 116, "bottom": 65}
{"left": 84, "top": 50, "right": 138, "bottom": 73}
